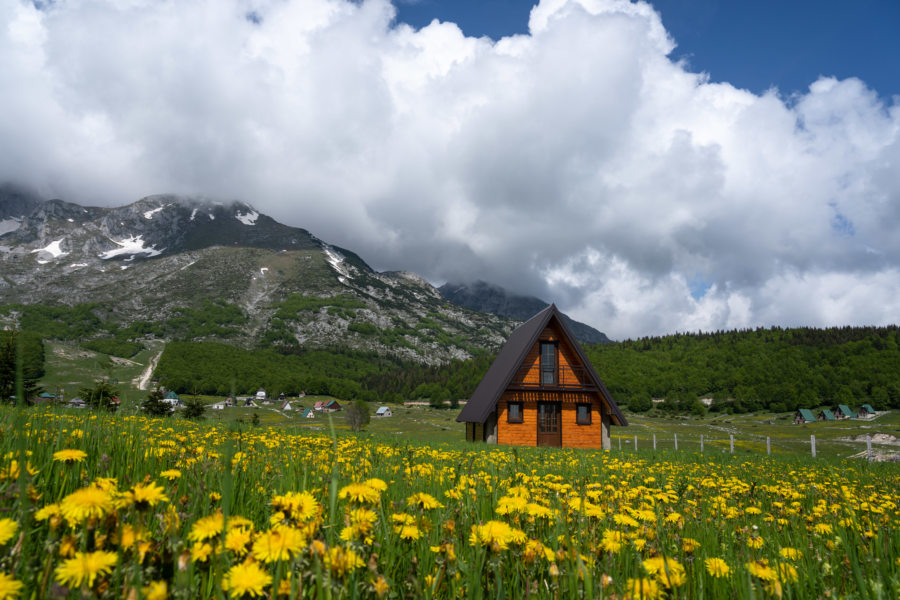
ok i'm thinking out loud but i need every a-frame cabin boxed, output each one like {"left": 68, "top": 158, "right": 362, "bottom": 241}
{"left": 457, "top": 304, "right": 626, "bottom": 450}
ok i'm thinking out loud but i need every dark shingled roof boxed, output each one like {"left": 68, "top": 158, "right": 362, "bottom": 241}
{"left": 456, "top": 304, "right": 627, "bottom": 426}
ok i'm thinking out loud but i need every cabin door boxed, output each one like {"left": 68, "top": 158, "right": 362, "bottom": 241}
{"left": 537, "top": 402, "right": 562, "bottom": 447}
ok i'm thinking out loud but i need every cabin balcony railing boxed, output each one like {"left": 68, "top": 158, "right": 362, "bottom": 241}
{"left": 508, "top": 365, "right": 596, "bottom": 391}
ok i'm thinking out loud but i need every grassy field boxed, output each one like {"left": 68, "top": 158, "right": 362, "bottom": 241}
{"left": 38, "top": 342, "right": 900, "bottom": 461}
{"left": 0, "top": 406, "right": 896, "bottom": 598}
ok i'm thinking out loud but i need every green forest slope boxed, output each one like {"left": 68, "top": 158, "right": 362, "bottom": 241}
{"left": 586, "top": 326, "right": 900, "bottom": 414}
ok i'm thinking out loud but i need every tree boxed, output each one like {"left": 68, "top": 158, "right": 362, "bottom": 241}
{"left": 0, "top": 331, "right": 44, "bottom": 403}
{"left": 345, "top": 399, "right": 370, "bottom": 432}
{"left": 79, "top": 379, "right": 119, "bottom": 411}
{"left": 142, "top": 387, "right": 171, "bottom": 417}
{"left": 182, "top": 396, "right": 207, "bottom": 420}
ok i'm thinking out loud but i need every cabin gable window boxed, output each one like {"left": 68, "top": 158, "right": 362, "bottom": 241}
{"left": 540, "top": 342, "right": 557, "bottom": 385}
{"left": 576, "top": 403, "right": 592, "bottom": 425}
{"left": 507, "top": 402, "right": 523, "bottom": 423}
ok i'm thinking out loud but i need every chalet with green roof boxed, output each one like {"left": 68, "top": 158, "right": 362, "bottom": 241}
{"left": 835, "top": 404, "right": 854, "bottom": 419}
{"left": 858, "top": 404, "right": 876, "bottom": 419}
{"left": 818, "top": 409, "right": 835, "bottom": 421}
{"left": 794, "top": 409, "right": 816, "bottom": 424}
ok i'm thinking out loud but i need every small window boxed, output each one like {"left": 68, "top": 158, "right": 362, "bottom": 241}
{"left": 576, "top": 403, "right": 591, "bottom": 425}
{"left": 540, "top": 342, "right": 556, "bottom": 385}
{"left": 507, "top": 402, "right": 523, "bottom": 423}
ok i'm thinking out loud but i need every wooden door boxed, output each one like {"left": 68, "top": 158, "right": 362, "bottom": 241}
{"left": 537, "top": 402, "right": 562, "bottom": 447}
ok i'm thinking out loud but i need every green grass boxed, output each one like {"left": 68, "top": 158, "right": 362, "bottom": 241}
{"left": 613, "top": 410, "right": 900, "bottom": 460}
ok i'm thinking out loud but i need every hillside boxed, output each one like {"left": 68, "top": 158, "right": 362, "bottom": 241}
{"left": 586, "top": 326, "right": 900, "bottom": 413}
{"left": 0, "top": 188, "right": 514, "bottom": 365}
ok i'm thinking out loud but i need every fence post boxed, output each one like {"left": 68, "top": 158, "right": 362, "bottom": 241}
{"left": 674, "top": 433, "right": 678, "bottom": 451}
{"left": 866, "top": 435, "right": 872, "bottom": 462}
{"left": 811, "top": 435, "right": 816, "bottom": 458}
{"left": 700, "top": 435, "right": 704, "bottom": 453}
{"left": 618, "top": 437, "right": 622, "bottom": 451}
{"left": 730, "top": 434, "right": 734, "bottom": 454}
{"left": 653, "top": 434, "right": 657, "bottom": 450}
{"left": 634, "top": 435, "right": 637, "bottom": 451}
{"left": 766, "top": 437, "right": 771, "bottom": 456}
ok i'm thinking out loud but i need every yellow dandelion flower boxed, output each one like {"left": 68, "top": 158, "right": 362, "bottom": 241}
{"left": 664, "top": 512, "right": 682, "bottom": 524}
{"left": 705, "top": 557, "right": 731, "bottom": 578}
{"left": 469, "top": 521, "right": 525, "bottom": 551}
{"left": 223, "top": 561, "right": 272, "bottom": 598}
{"left": 226, "top": 528, "right": 253, "bottom": 556}
{"left": 339, "top": 483, "right": 380, "bottom": 504}
{"left": 373, "top": 575, "right": 389, "bottom": 597}
{"left": 142, "top": 580, "right": 167, "bottom": 600}
{"left": 747, "top": 536, "right": 765, "bottom": 549}
{"left": 252, "top": 526, "right": 306, "bottom": 563}
{"left": 813, "top": 523, "right": 833, "bottom": 535}
{"left": 779, "top": 547, "right": 802, "bottom": 560}
{"left": 777, "top": 563, "right": 799, "bottom": 583}
{"left": 325, "top": 546, "right": 365, "bottom": 577}
{"left": 407, "top": 492, "right": 443, "bottom": 510}
{"left": 0, "top": 572, "right": 24, "bottom": 600}
{"left": 525, "top": 503, "right": 553, "bottom": 519}
{"left": 625, "top": 577, "right": 663, "bottom": 600}
{"left": 600, "top": 530, "right": 626, "bottom": 554}
{"left": 159, "top": 469, "right": 181, "bottom": 480}
{"left": 59, "top": 536, "right": 77, "bottom": 558}
{"left": 188, "top": 513, "right": 224, "bottom": 542}
{"left": 746, "top": 560, "right": 777, "bottom": 581}
{"left": 34, "top": 503, "right": 61, "bottom": 523}
{"left": 0, "top": 520, "right": 17, "bottom": 546}
{"left": 52, "top": 449, "right": 87, "bottom": 464}
{"left": 60, "top": 486, "right": 113, "bottom": 525}
{"left": 54, "top": 551, "right": 117, "bottom": 588}
{"left": 191, "top": 542, "right": 213, "bottom": 563}
{"left": 271, "top": 491, "right": 320, "bottom": 522}
{"left": 391, "top": 513, "right": 415, "bottom": 526}
{"left": 398, "top": 524, "right": 422, "bottom": 540}
{"left": 125, "top": 481, "right": 169, "bottom": 510}
{"left": 364, "top": 478, "right": 388, "bottom": 492}
{"left": 643, "top": 556, "right": 685, "bottom": 588}
{"left": 495, "top": 496, "right": 528, "bottom": 515}
{"left": 681, "top": 538, "right": 700, "bottom": 554}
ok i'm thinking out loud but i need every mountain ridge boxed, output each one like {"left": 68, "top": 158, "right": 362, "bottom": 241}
{"left": 0, "top": 189, "right": 514, "bottom": 364}
{"left": 439, "top": 280, "right": 611, "bottom": 344}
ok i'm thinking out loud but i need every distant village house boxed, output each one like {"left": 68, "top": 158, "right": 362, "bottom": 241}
{"left": 375, "top": 406, "right": 392, "bottom": 418}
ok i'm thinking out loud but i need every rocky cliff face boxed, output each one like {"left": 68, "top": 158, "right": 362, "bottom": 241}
{"left": 439, "top": 280, "right": 611, "bottom": 344}
{"left": 0, "top": 190, "right": 513, "bottom": 364}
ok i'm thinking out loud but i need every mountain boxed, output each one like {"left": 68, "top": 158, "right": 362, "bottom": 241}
{"left": 438, "top": 280, "right": 611, "bottom": 344}
{"left": 0, "top": 190, "right": 514, "bottom": 364}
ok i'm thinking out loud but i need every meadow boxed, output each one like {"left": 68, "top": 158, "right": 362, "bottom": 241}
{"left": 0, "top": 407, "right": 897, "bottom": 599}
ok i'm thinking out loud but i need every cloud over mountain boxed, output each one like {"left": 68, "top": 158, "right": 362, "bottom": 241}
{"left": 2, "top": 0, "right": 898, "bottom": 338}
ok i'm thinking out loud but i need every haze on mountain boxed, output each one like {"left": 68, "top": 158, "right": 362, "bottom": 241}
{"left": 439, "top": 280, "right": 611, "bottom": 344}
{"left": 3, "top": 1, "right": 900, "bottom": 339}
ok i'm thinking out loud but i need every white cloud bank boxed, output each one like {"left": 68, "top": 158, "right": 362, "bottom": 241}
{"left": 1, "top": 0, "right": 899, "bottom": 338}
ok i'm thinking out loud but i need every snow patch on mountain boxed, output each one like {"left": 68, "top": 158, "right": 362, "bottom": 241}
{"left": 99, "top": 235, "right": 163, "bottom": 259}
{"left": 143, "top": 205, "right": 168, "bottom": 219}
{"left": 236, "top": 210, "right": 259, "bottom": 225}
{"left": 323, "top": 245, "right": 352, "bottom": 283}
{"left": 31, "top": 239, "right": 68, "bottom": 262}
{"left": 190, "top": 208, "right": 198, "bottom": 221}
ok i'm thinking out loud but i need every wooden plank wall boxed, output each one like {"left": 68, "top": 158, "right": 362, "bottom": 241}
{"left": 497, "top": 390, "right": 607, "bottom": 449}
{"left": 517, "top": 323, "right": 586, "bottom": 386}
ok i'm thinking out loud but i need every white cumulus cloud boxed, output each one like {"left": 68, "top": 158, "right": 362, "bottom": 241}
{"left": 1, "top": 0, "right": 898, "bottom": 338}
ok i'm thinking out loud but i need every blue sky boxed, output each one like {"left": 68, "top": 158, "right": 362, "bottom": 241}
{"left": 395, "top": 0, "right": 900, "bottom": 99}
